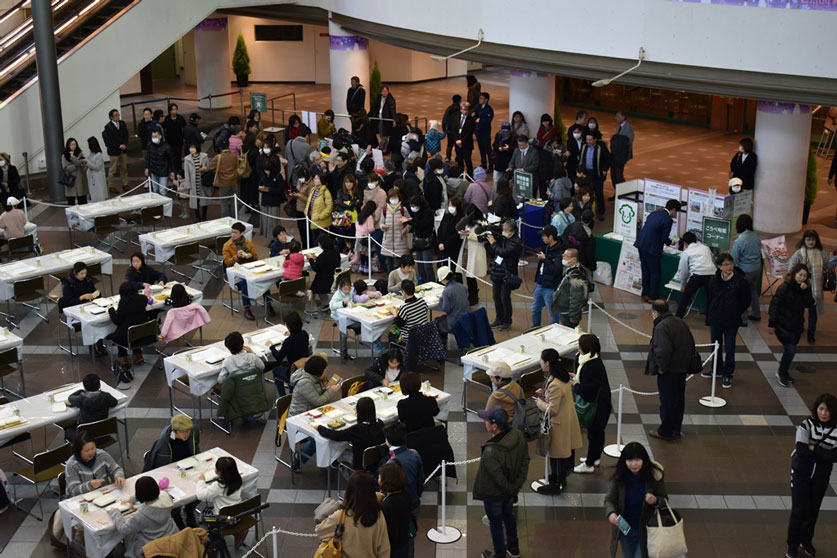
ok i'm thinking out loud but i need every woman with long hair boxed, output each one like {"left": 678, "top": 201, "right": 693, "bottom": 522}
{"left": 789, "top": 230, "right": 827, "bottom": 343}
{"left": 85, "top": 137, "right": 107, "bottom": 202}
{"left": 315, "top": 471, "right": 390, "bottom": 557}
{"left": 334, "top": 174, "right": 362, "bottom": 254}
{"left": 769, "top": 263, "right": 815, "bottom": 387}
{"left": 786, "top": 393, "right": 837, "bottom": 558}
{"left": 534, "top": 348, "right": 582, "bottom": 494}
{"left": 510, "top": 111, "right": 529, "bottom": 141}
{"left": 125, "top": 252, "right": 167, "bottom": 289}
{"left": 318, "top": 396, "right": 385, "bottom": 469}
{"left": 604, "top": 442, "right": 667, "bottom": 558}
{"left": 61, "top": 137, "right": 88, "bottom": 204}
{"left": 572, "top": 334, "right": 612, "bottom": 474}
{"left": 196, "top": 456, "right": 243, "bottom": 513}
{"left": 378, "top": 461, "right": 412, "bottom": 558}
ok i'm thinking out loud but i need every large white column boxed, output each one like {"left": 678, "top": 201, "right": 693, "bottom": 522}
{"left": 508, "top": 70, "right": 554, "bottom": 138}
{"left": 752, "top": 101, "right": 813, "bottom": 234}
{"left": 328, "top": 20, "right": 370, "bottom": 130}
{"left": 194, "top": 17, "right": 231, "bottom": 110}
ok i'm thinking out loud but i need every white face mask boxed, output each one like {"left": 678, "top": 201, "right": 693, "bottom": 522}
{"left": 447, "top": 206, "right": 456, "bottom": 214}
{"left": 262, "top": 147, "right": 271, "bottom": 155}
{"left": 0, "top": 160, "right": 5, "bottom": 167}
{"left": 588, "top": 122, "right": 597, "bottom": 130}
{"left": 573, "top": 132, "right": 582, "bottom": 140}
{"left": 389, "top": 197, "right": 398, "bottom": 205}
{"left": 435, "top": 169, "right": 444, "bottom": 175}
{"left": 562, "top": 259, "right": 572, "bottom": 267}
{"left": 367, "top": 183, "right": 376, "bottom": 190}
{"left": 738, "top": 145, "right": 745, "bottom": 153}
{"left": 151, "top": 137, "right": 161, "bottom": 144}
{"left": 410, "top": 206, "right": 419, "bottom": 213}
{"left": 502, "top": 231, "right": 513, "bottom": 239}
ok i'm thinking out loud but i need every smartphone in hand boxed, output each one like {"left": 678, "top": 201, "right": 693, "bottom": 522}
{"left": 616, "top": 515, "right": 631, "bottom": 535}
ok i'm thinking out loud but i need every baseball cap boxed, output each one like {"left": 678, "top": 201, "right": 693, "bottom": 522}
{"left": 189, "top": 113, "right": 201, "bottom": 122}
{"left": 728, "top": 177, "right": 743, "bottom": 193}
{"left": 540, "top": 224, "right": 558, "bottom": 238}
{"left": 437, "top": 265, "right": 453, "bottom": 282}
{"left": 500, "top": 122, "right": 511, "bottom": 131}
{"left": 6, "top": 196, "right": 19, "bottom": 207}
{"left": 477, "top": 407, "right": 509, "bottom": 427}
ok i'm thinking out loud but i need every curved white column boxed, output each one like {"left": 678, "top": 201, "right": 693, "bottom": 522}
{"left": 195, "top": 17, "right": 232, "bottom": 110}
{"left": 508, "top": 70, "right": 554, "bottom": 139}
{"left": 328, "top": 20, "right": 370, "bottom": 130}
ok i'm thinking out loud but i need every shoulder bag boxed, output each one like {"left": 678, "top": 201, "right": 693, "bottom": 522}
{"left": 58, "top": 169, "right": 76, "bottom": 188}
{"left": 314, "top": 508, "right": 345, "bottom": 558}
{"left": 535, "top": 406, "right": 552, "bottom": 457}
{"left": 646, "top": 498, "right": 688, "bottom": 558}
{"left": 574, "top": 385, "right": 599, "bottom": 430}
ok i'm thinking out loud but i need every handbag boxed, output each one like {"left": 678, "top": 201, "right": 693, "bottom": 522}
{"left": 687, "top": 348, "right": 703, "bottom": 375}
{"left": 574, "top": 393, "right": 598, "bottom": 429}
{"left": 824, "top": 267, "right": 836, "bottom": 293}
{"left": 331, "top": 211, "right": 353, "bottom": 228}
{"left": 313, "top": 508, "right": 345, "bottom": 558}
{"left": 646, "top": 499, "right": 688, "bottom": 558}
{"left": 535, "top": 407, "right": 552, "bottom": 457}
{"left": 58, "top": 170, "right": 76, "bottom": 188}
{"left": 412, "top": 236, "right": 431, "bottom": 251}
{"left": 504, "top": 269, "right": 522, "bottom": 290}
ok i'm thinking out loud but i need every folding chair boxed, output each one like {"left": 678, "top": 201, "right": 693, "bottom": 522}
{"left": 7, "top": 276, "right": 47, "bottom": 329}
{"left": 0, "top": 234, "right": 36, "bottom": 261}
{"left": 265, "top": 277, "right": 306, "bottom": 326}
{"left": 13, "top": 442, "right": 72, "bottom": 520}
{"left": 127, "top": 205, "right": 165, "bottom": 242}
{"left": 77, "top": 416, "right": 123, "bottom": 468}
{"left": 0, "top": 346, "right": 24, "bottom": 399}
{"left": 337, "top": 445, "right": 381, "bottom": 499}
{"left": 519, "top": 369, "right": 544, "bottom": 399}
{"left": 219, "top": 495, "right": 267, "bottom": 557}
{"left": 461, "top": 346, "right": 491, "bottom": 414}
{"left": 340, "top": 374, "right": 365, "bottom": 398}
{"left": 0, "top": 395, "right": 34, "bottom": 463}
{"left": 169, "top": 242, "right": 203, "bottom": 283}
{"left": 273, "top": 395, "right": 292, "bottom": 469}
{"left": 90, "top": 214, "right": 126, "bottom": 253}
{"left": 197, "top": 235, "right": 228, "bottom": 282}
{"left": 57, "top": 297, "right": 80, "bottom": 358}
{"left": 108, "top": 319, "right": 159, "bottom": 384}
{"left": 169, "top": 365, "right": 200, "bottom": 421}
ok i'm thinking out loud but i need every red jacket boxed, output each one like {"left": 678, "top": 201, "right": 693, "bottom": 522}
{"left": 283, "top": 252, "right": 304, "bottom": 280}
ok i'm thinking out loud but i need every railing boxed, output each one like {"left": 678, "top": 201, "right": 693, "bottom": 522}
{"left": 257, "top": 107, "right": 429, "bottom": 135}
{"left": 120, "top": 90, "right": 245, "bottom": 134}
{"left": 244, "top": 92, "right": 296, "bottom": 128}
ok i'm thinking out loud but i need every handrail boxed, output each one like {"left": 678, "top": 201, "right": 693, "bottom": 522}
{"left": 0, "top": 0, "right": 27, "bottom": 27}
{"left": 120, "top": 89, "right": 245, "bottom": 134}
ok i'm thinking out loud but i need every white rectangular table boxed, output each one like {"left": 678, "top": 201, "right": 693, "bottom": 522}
{"left": 285, "top": 382, "right": 451, "bottom": 469}
{"left": 0, "top": 381, "right": 127, "bottom": 447}
{"left": 460, "top": 323, "right": 581, "bottom": 382}
{"left": 139, "top": 217, "right": 254, "bottom": 264}
{"left": 65, "top": 193, "right": 173, "bottom": 232}
{"left": 0, "top": 248, "right": 112, "bottom": 301}
{"left": 62, "top": 283, "right": 204, "bottom": 346}
{"left": 225, "top": 247, "right": 349, "bottom": 301}
{"left": 334, "top": 282, "right": 445, "bottom": 343}
{"left": 58, "top": 447, "right": 257, "bottom": 558}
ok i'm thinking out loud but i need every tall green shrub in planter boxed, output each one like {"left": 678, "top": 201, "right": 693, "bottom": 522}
{"left": 369, "top": 61, "right": 382, "bottom": 103}
{"left": 232, "top": 34, "right": 251, "bottom": 87}
{"left": 553, "top": 90, "right": 566, "bottom": 143}
{"left": 802, "top": 146, "right": 818, "bottom": 225}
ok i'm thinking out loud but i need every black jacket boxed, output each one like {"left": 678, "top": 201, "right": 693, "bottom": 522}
{"left": 101, "top": 120, "right": 129, "bottom": 156}
{"left": 364, "top": 354, "right": 403, "bottom": 388}
{"left": 493, "top": 194, "right": 518, "bottom": 221}
{"left": 381, "top": 490, "right": 412, "bottom": 555}
{"left": 534, "top": 241, "right": 563, "bottom": 289}
{"left": 125, "top": 265, "right": 167, "bottom": 290}
{"left": 328, "top": 164, "right": 355, "bottom": 200}
{"left": 137, "top": 119, "right": 155, "bottom": 151}
{"left": 308, "top": 247, "right": 341, "bottom": 294}
{"left": 563, "top": 221, "right": 597, "bottom": 272}
{"left": 730, "top": 151, "right": 758, "bottom": 191}
{"left": 346, "top": 86, "right": 366, "bottom": 116}
{"left": 107, "top": 293, "right": 150, "bottom": 346}
{"left": 422, "top": 175, "right": 444, "bottom": 211}
{"left": 369, "top": 94, "right": 397, "bottom": 136}
{"left": 61, "top": 275, "right": 96, "bottom": 307}
{"left": 487, "top": 233, "right": 523, "bottom": 283}
{"left": 318, "top": 419, "right": 385, "bottom": 469}
{"left": 145, "top": 140, "right": 175, "bottom": 176}
{"left": 259, "top": 172, "right": 286, "bottom": 208}
{"left": 441, "top": 103, "right": 460, "bottom": 134}
{"left": 644, "top": 312, "right": 695, "bottom": 376}
{"left": 386, "top": 125, "right": 409, "bottom": 156}
{"left": 68, "top": 389, "right": 118, "bottom": 425}
{"left": 409, "top": 206, "right": 435, "bottom": 245}
{"left": 406, "top": 424, "right": 456, "bottom": 480}
{"left": 453, "top": 114, "right": 476, "bottom": 150}
{"left": 706, "top": 268, "right": 751, "bottom": 329}
{"left": 163, "top": 114, "right": 187, "bottom": 149}
{"left": 268, "top": 330, "right": 310, "bottom": 367}
{"left": 182, "top": 123, "right": 204, "bottom": 151}
{"left": 0, "top": 164, "right": 22, "bottom": 201}
{"left": 572, "top": 357, "right": 612, "bottom": 431}
{"left": 768, "top": 280, "right": 815, "bottom": 345}
{"left": 436, "top": 212, "right": 463, "bottom": 263}
{"left": 396, "top": 393, "right": 439, "bottom": 432}
{"left": 143, "top": 425, "right": 200, "bottom": 472}
{"left": 492, "top": 133, "right": 514, "bottom": 172}
{"left": 578, "top": 142, "right": 611, "bottom": 182}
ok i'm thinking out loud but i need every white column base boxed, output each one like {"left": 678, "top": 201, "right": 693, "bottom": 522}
{"left": 699, "top": 396, "right": 727, "bottom": 408}
{"left": 427, "top": 526, "right": 462, "bottom": 544}
{"left": 604, "top": 443, "right": 625, "bottom": 458}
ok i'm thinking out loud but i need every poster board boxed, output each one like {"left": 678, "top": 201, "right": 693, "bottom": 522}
{"left": 613, "top": 240, "right": 643, "bottom": 296}
{"left": 643, "top": 179, "right": 682, "bottom": 233}
{"left": 249, "top": 92, "right": 267, "bottom": 113}
{"left": 762, "top": 236, "right": 790, "bottom": 276}
{"left": 513, "top": 170, "right": 534, "bottom": 200}
{"left": 613, "top": 199, "right": 639, "bottom": 240}
{"left": 686, "top": 188, "right": 726, "bottom": 241}
{"left": 702, "top": 216, "right": 732, "bottom": 250}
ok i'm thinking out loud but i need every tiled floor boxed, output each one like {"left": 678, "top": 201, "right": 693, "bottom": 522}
{"left": 4, "top": 69, "right": 837, "bottom": 557}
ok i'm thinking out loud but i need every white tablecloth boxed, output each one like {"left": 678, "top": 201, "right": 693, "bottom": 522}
{"left": 163, "top": 324, "right": 315, "bottom": 396}
{"left": 0, "top": 222, "right": 37, "bottom": 242}
{"left": 139, "top": 217, "right": 253, "bottom": 264}
{"left": 0, "top": 328, "right": 22, "bottom": 359}
{"left": 62, "top": 283, "right": 204, "bottom": 346}
{"left": 225, "top": 248, "right": 349, "bottom": 300}
{"left": 286, "top": 382, "right": 451, "bottom": 468}
{"left": 460, "top": 323, "right": 580, "bottom": 381}
{"left": 334, "top": 282, "right": 445, "bottom": 343}
{"left": 0, "top": 381, "right": 126, "bottom": 447}
{"left": 58, "top": 447, "right": 257, "bottom": 558}
{"left": 0, "top": 248, "right": 112, "bottom": 300}
{"left": 65, "top": 193, "right": 173, "bottom": 231}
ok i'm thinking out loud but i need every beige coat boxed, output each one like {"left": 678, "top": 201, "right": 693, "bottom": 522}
{"left": 462, "top": 230, "right": 487, "bottom": 278}
{"left": 61, "top": 152, "right": 88, "bottom": 199}
{"left": 537, "top": 376, "right": 582, "bottom": 458}
{"left": 316, "top": 509, "right": 391, "bottom": 558}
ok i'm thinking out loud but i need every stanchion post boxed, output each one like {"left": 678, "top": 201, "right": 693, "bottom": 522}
{"left": 427, "top": 460, "right": 461, "bottom": 543}
{"left": 22, "top": 197, "right": 28, "bottom": 223}
{"left": 604, "top": 385, "right": 625, "bottom": 458}
{"left": 234, "top": 194, "right": 239, "bottom": 220}
{"left": 272, "top": 529, "right": 278, "bottom": 558}
{"left": 699, "top": 340, "right": 727, "bottom": 408}
{"left": 530, "top": 452, "right": 550, "bottom": 492}
{"left": 587, "top": 298, "right": 593, "bottom": 333}
{"left": 367, "top": 234, "right": 372, "bottom": 281}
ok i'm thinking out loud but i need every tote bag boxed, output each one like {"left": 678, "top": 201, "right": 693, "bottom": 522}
{"left": 646, "top": 499, "right": 688, "bottom": 558}
{"left": 535, "top": 407, "right": 552, "bottom": 457}
{"left": 314, "top": 509, "right": 345, "bottom": 558}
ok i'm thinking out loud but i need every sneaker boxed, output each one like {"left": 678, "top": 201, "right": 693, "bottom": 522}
{"left": 340, "top": 353, "right": 355, "bottom": 361}
{"left": 573, "top": 463, "right": 595, "bottom": 474}
{"left": 481, "top": 551, "right": 497, "bottom": 558}
{"left": 776, "top": 373, "right": 792, "bottom": 388}
{"left": 801, "top": 542, "right": 816, "bottom": 557}
{"left": 498, "top": 323, "right": 512, "bottom": 331}
{"left": 481, "top": 514, "right": 490, "bottom": 527}
{"left": 179, "top": 212, "right": 190, "bottom": 220}
{"left": 507, "top": 549, "right": 521, "bottom": 558}
{"left": 700, "top": 370, "right": 713, "bottom": 379}
{"left": 722, "top": 377, "right": 732, "bottom": 389}
{"left": 490, "top": 320, "right": 503, "bottom": 329}
{"left": 535, "top": 483, "right": 562, "bottom": 495}
{"left": 579, "top": 457, "right": 601, "bottom": 466}
{"left": 786, "top": 547, "right": 798, "bottom": 558}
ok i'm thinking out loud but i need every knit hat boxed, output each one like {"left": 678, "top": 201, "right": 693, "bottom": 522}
{"left": 170, "top": 414, "right": 193, "bottom": 432}
{"left": 487, "top": 362, "right": 512, "bottom": 379}
{"left": 473, "top": 167, "right": 486, "bottom": 181}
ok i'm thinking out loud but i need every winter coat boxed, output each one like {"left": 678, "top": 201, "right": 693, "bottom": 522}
{"left": 463, "top": 230, "right": 487, "bottom": 278}
{"left": 364, "top": 353, "right": 404, "bottom": 388}
{"left": 572, "top": 357, "right": 612, "bottom": 431}
{"left": 536, "top": 376, "right": 582, "bottom": 459}
{"left": 534, "top": 242, "right": 563, "bottom": 290}
{"left": 451, "top": 307, "right": 495, "bottom": 350}
{"left": 487, "top": 233, "right": 523, "bottom": 283}
{"left": 282, "top": 252, "right": 305, "bottom": 280}
{"left": 563, "top": 221, "right": 597, "bottom": 272}
{"left": 486, "top": 380, "right": 524, "bottom": 423}
{"left": 706, "top": 268, "right": 751, "bottom": 329}
{"left": 218, "top": 368, "right": 272, "bottom": 421}
{"left": 208, "top": 150, "right": 238, "bottom": 188}
{"left": 65, "top": 449, "right": 123, "bottom": 496}
{"left": 492, "top": 194, "right": 518, "bottom": 221}
{"left": 106, "top": 293, "right": 150, "bottom": 347}
{"left": 143, "top": 424, "right": 200, "bottom": 472}
{"left": 768, "top": 280, "right": 815, "bottom": 345}
{"left": 218, "top": 352, "right": 265, "bottom": 385}
{"left": 102, "top": 120, "right": 129, "bottom": 156}
{"left": 437, "top": 212, "right": 463, "bottom": 263}
{"left": 381, "top": 202, "right": 409, "bottom": 258}
{"left": 182, "top": 123, "right": 204, "bottom": 152}
{"left": 108, "top": 492, "right": 179, "bottom": 558}
{"left": 61, "top": 151, "right": 88, "bottom": 198}
{"left": 259, "top": 172, "right": 286, "bottom": 208}
{"left": 790, "top": 247, "right": 826, "bottom": 316}
{"left": 438, "top": 279, "right": 470, "bottom": 329}
{"left": 406, "top": 424, "right": 456, "bottom": 480}
{"left": 335, "top": 188, "right": 362, "bottom": 217}
{"left": 472, "top": 427, "right": 530, "bottom": 501}
{"left": 141, "top": 526, "right": 208, "bottom": 558}
{"left": 315, "top": 509, "right": 390, "bottom": 558}
{"left": 288, "top": 368, "right": 340, "bottom": 417}
{"left": 183, "top": 152, "right": 210, "bottom": 210}
{"left": 492, "top": 132, "right": 514, "bottom": 171}
{"left": 464, "top": 180, "right": 492, "bottom": 214}
{"left": 309, "top": 247, "right": 341, "bottom": 294}
{"left": 160, "top": 302, "right": 211, "bottom": 342}
{"left": 604, "top": 464, "right": 667, "bottom": 558}
{"left": 397, "top": 392, "right": 439, "bottom": 432}
{"left": 551, "top": 263, "right": 592, "bottom": 323}
{"left": 644, "top": 312, "right": 695, "bottom": 376}
{"left": 67, "top": 389, "right": 118, "bottom": 426}
{"left": 61, "top": 275, "right": 96, "bottom": 308}
{"left": 363, "top": 185, "right": 388, "bottom": 226}
{"left": 369, "top": 93, "right": 397, "bottom": 136}
{"left": 408, "top": 206, "right": 434, "bottom": 247}
{"left": 305, "top": 185, "right": 334, "bottom": 231}
{"left": 145, "top": 140, "right": 175, "bottom": 177}
{"left": 318, "top": 420, "right": 386, "bottom": 469}
{"left": 85, "top": 152, "right": 107, "bottom": 203}
{"left": 125, "top": 264, "right": 167, "bottom": 290}
{"left": 222, "top": 237, "right": 257, "bottom": 268}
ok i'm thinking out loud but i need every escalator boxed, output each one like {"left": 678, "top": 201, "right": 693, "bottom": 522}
{"left": 0, "top": 0, "right": 135, "bottom": 102}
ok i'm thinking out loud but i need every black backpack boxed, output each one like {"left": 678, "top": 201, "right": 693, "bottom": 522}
{"left": 497, "top": 388, "right": 541, "bottom": 442}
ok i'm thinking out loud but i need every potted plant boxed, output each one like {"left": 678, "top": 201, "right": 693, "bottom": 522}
{"left": 369, "top": 61, "right": 382, "bottom": 101}
{"left": 802, "top": 146, "right": 817, "bottom": 225}
{"left": 232, "top": 33, "right": 251, "bottom": 87}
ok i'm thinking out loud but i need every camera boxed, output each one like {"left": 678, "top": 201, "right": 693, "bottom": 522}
{"left": 332, "top": 129, "right": 356, "bottom": 150}
{"left": 474, "top": 222, "right": 502, "bottom": 243}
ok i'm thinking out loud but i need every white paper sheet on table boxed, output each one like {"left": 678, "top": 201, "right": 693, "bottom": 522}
{"left": 167, "top": 486, "right": 187, "bottom": 500}
{"left": 199, "top": 221, "right": 230, "bottom": 234}
{"left": 0, "top": 262, "right": 35, "bottom": 275}
{"left": 156, "top": 231, "right": 188, "bottom": 243}
{"left": 251, "top": 330, "right": 285, "bottom": 346}
{"left": 192, "top": 348, "right": 228, "bottom": 365}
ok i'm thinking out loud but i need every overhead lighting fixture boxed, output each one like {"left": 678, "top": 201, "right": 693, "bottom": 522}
{"left": 592, "top": 47, "right": 646, "bottom": 88}
{"left": 429, "top": 29, "right": 484, "bottom": 62}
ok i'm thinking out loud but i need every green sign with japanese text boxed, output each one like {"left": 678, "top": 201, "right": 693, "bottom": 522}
{"left": 249, "top": 92, "right": 267, "bottom": 113}
{"left": 513, "top": 170, "right": 533, "bottom": 199}
{"left": 702, "top": 216, "right": 731, "bottom": 250}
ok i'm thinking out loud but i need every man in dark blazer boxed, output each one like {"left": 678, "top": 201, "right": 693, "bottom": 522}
{"left": 566, "top": 110, "right": 588, "bottom": 144}
{"left": 609, "top": 111, "right": 634, "bottom": 194}
{"left": 385, "top": 421, "right": 425, "bottom": 511}
{"left": 634, "top": 199, "right": 680, "bottom": 303}
{"left": 102, "top": 108, "right": 129, "bottom": 194}
{"left": 566, "top": 123, "right": 586, "bottom": 182}
{"left": 346, "top": 76, "right": 366, "bottom": 116}
{"left": 507, "top": 135, "right": 539, "bottom": 197}
{"left": 442, "top": 94, "right": 462, "bottom": 161}
{"left": 453, "top": 102, "right": 476, "bottom": 177}
{"left": 369, "top": 85, "right": 397, "bottom": 149}
{"left": 578, "top": 133, "right": 611, "bottom": 220}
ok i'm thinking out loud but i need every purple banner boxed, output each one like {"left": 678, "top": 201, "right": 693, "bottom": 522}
{"left": 329, "top": 35, "right": 369, "bottom": 51}
{"left": 669, "top": 0, "right": 837, "bottom": 10}
{"left": 757, "top": 101, "right": 813, "bottom": 114}
{"left": 195, "top": 17, "right": 227, "bottom": 32}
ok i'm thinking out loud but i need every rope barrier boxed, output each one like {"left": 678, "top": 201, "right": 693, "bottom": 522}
{"left": 152, "top": 180, "right": 237, "bottom": 201}
{"left": 27, "top": 179, "right": 152, "bottom": 209}
{"left": 423, "top": 456, "right": 481, "bottom": 484}
{"left": 449, "top": 260, "right": 535, "bottom": 300}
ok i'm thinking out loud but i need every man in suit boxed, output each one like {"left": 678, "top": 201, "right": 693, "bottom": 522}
{"left": 566, "top": 111, "right": 588, "bottom": 146}
{"left": 442, "top": 94, "right": 462, "bottom": 161}
{"left": 474, "top": 92, "right": 494, "bottom": 171}
{"left": 507, "top": 135, "right": 539, "bottom": 197}
{"left": 609, "top": 111, "right": 635, "bottom": 199}
{"left": 566, "top": 123, "right": 585, "bottom": 182}
{"left": 102, "top": 108, "right": 129, "bottom": 194}
{"left": 346, "top": 76, "right": 366, "bottom": 116}
{"left": 578, "top": 133, "right": 611, "bottom": 220}
{"left": 369, "top": 85, "right": 397, "bottom": 150}
{"left": 634, "top": 199, "right": 680, "bottom": 303}
{"left": 453, "top": 102, "right": 476, "bottom": 177}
